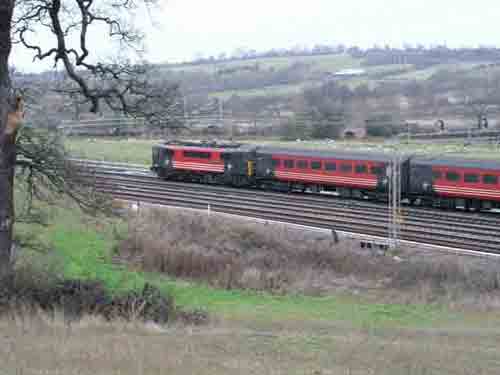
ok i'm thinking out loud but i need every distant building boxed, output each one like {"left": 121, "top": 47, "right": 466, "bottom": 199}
{"left": 333, "top": 68, "right": 366, "bottom": 77}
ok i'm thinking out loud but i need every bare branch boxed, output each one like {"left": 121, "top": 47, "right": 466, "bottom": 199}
{"left": 15, "top": 127, "right": 110, "bottom": 215}
{"left": 13, "top": 0, "right": 178, "bottom": 121}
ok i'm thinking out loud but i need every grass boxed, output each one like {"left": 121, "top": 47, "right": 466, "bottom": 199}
{"left": 3, "top": 312, "right": 500, "bottom": 375}
{"left": 164, "top": 53, "right": 362, "bottom": 74}
{"left": 250, "top": 139, "right": 500, "bottom": 159}
{"left": 6, "top": 203, "right": 500, "bottom": 374}
{"left": 10, "top": 200, "right": 500, "bottom": 374}
{"left": 209, "top": 82, "right": 320, "bottom": 100}
{"left": 389, "top": 62, "right": 488, "bottom": 81}
{"left": 66, "top": 137, "right": 500, "bottom": 165}
{"left": 14, "top": 203, "right": 500, "bottom": 330}
{"left": 20, "top": 207, "right": 428, "bottom": 327}
{"left": 66, "top": 138, "right": 154, "bottom": 165}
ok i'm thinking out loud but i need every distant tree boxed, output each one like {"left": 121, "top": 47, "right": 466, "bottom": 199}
{"left": 459, "top": 72, "right": 500, "bottom": 129}
{"left": 310, "top": 110, "right": 344, "bottom": 139}
{"left": 365, "top": 114, "right": 401, "bottom": 137}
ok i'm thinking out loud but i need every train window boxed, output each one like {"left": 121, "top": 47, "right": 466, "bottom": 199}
{"left": 284, "top": 160, "right": 294, "bottom": 168}
{"left": 272, "top": 159, "right": 280, "bottom": 167}
{"left": 464, "top": 174, "right": 479, "bottom": 183}
{"left": 432, "top": 171, "right": 442, "bottom": 180}
{"left": 446, "top": 171, "right": 460, "bottom": 182}
{"left": 483, "top": 174, "right": 498, "bottom": 185}
{"left": 371, "top": 166, "right": 383, "bottom": 175}
{"left": 311, "top": 161, "right": 322, "bottom": 170}
{"left": 355, "top": 164, "right": 368, "bottom": 174}
{"left": 341, "top": 163, "right": 353, "bottom": 173}
{"left": 325, "top": 162, "right": 336, "bottom": 171}
{"left": 184, "top": 151, "right": 210, "bottom": 159}
{"left": 297, "top": 160, "right": 308, "bottom": 169}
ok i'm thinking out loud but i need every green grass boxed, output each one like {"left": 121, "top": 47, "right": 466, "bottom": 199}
{"left": 66, "top": 138, "right": 155, "bottom": 165}
{"left": 165, "top": 53, "right": 361, "bottom": 74}
{"left": 66, "top": 137, "right": 500, "bottom": 165}
{"left": 389, "top": 62, "right": 488, "bottom": 81}
{"left": 209, "top": 82, "right": 321, "bottom": 100}
{"left": 248, "top": 139, "right": 500, "bottom": 159}
{"left": 17, "top": 203, "right": 500, "bottom": 331}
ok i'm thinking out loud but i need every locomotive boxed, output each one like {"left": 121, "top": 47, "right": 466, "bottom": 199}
{"left": 151, "top": 140, "right": 500, "bottom": 211}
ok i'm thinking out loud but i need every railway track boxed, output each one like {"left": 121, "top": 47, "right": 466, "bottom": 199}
{"left": 74, "top": 159, "right": 500, "bottom": 255}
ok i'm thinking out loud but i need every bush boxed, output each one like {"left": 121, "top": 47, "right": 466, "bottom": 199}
{"left": 0, "top": 266, "right": 174, "bottom": 323}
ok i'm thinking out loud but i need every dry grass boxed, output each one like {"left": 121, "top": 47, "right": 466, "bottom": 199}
{"left": 1, "top": 311, "right": 499, "bottom": 375}
{"left": 117, "top": 207, "right": 500, "bottom": 308}
{"left": 117, "top": 208, "right": 396, "bottom": 295}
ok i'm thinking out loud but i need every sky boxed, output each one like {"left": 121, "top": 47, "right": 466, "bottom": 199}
{"left": 12, "top": 0, "right": 500, "bottom": 72}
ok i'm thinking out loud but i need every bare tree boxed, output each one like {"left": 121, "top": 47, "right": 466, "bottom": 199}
{"left": 459, "top": 71, "right": 500, "bottom": 130}
{"left": 0, "top": 0, "right": 180, "bottom": 272}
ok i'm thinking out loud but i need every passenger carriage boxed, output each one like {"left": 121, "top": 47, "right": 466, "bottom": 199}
{"left": 410, "top": 157, "right": 500, "bottom": 210}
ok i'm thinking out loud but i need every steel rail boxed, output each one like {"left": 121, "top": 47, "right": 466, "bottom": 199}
{"left": 72, "top": 159, "right": 500, "bottom": 254}
{"left": 83, "top": 168, "right": 500, "bottom": 231}
{"left": 94, "top": 182, "right": 500, "bottom": 252}
{"left": 92, "top": 175, "right": 499, "bottom": 238}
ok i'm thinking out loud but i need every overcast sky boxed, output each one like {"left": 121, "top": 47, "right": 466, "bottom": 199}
{"left": 12, "top": 0, "right": 500, "bottom": 72}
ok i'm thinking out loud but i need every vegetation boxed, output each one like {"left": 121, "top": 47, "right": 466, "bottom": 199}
{"left": 9, "top": 205, "right": 446, "bottom": 326}
{"left": 4, "top": 203, "right": 500, "bottom": 374}
{"left": 3, "top": 310, "right": 500, "bottom": 375}
{"left": 166, "top": 52, "right": 361, "bottom": 74}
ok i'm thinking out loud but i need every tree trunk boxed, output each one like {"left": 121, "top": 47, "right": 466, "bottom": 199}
{"left": 0, "top": 1, "right": 15, "bottom": 274}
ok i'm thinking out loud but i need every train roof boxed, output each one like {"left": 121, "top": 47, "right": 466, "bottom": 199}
{"left": 411, "top": 156, "right": 500, "bottom": 170}
{"left": 256, "top": 146, "right": 398, "bottom": 162}
{"left": 153, "top": 141, "right": 256, "bottom": 153}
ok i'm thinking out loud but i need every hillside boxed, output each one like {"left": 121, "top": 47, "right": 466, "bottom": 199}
{"left": 17, "top": 48, "right": 500, "bottom": 139}
{"left": 160, "top": 53, "right": 495, "bottom": 100}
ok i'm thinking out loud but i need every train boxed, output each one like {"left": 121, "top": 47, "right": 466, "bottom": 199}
{"left": 151, "top": 140, "right": 500, "bottom": 211}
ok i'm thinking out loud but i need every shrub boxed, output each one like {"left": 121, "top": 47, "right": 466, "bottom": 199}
{"left": 0, "top": 265, "right": 174, "bottom": 323}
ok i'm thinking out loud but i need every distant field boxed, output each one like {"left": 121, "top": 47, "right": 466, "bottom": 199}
{"left": 169, "top": 53, "right": 496, "bottom": 100}
{"left": 206, "top": 61, "right": 489, "bottom": 98}
{"left": 67, "top": 138, "right": 155, "bottom": 165}
{"left": 166, "top": 53, "right": 362, "bottom": 74}
{"left": 209, "top": 63, "right": 416, "bottom": 98}
{"left": 162, "top": 55, "right": 497, "bottom": 101}
{"left": 66, "top": 137, "right": 500, "bottom": 164}
{"left": 209, "top": 82, "right": 320, "bottom": 100}
{"left": 389, "top": 62, "right": 488, "bottom": 81}
{"left": 250, "top": 139, "right": 500, "bottom": 160}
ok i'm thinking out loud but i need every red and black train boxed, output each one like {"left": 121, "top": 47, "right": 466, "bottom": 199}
{"left": 151, "top": 140, "right": 500, "bottom": 211}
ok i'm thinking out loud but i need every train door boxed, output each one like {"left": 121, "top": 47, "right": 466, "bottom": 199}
{"left": 409, "top": 162, "right": 433, "bottom": 195}
{"left": 223, "top": 151, "right": 255, "bottom": 186}
{"left": 254, "top": 154, "right": 274, "bottom": 179}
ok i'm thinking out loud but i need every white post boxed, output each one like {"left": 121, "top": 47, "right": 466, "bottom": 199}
{"left": 219, "top": 99, "right": 223, "bottom": 126}
{"left": 183, "top": 96, "right": 188, "bottom": 120}
{"left": 388, "top": 146, "right": 402, "bottom": 250}
{"left": 207, "top": 203, "right": 211, "bottom": 217}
